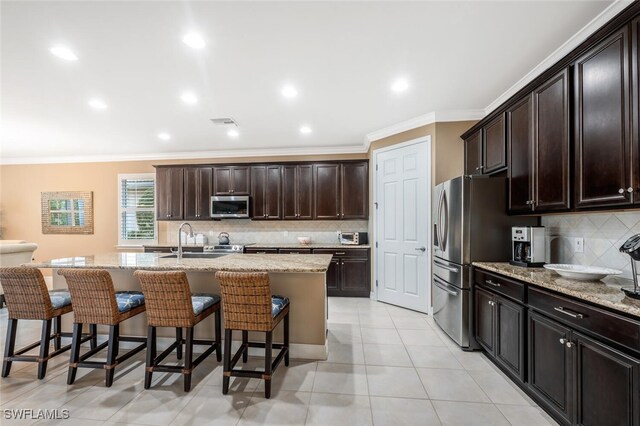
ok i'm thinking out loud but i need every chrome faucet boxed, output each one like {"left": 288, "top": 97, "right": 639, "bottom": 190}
{"left": 177, "top": 222, "right": 194, "bottom": 260}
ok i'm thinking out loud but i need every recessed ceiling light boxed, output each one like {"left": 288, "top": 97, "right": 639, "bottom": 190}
{"left": 181, "top": 92, "right": 198, "bottom": 105}
{"left": 227, "top": 129, "right": 239, "bottom": 138}
{"left": 157, "top": 132, "right": 171, "bottom": 141}
{"left": 300, "top": 126, "right": 312, "bottom": 134}
{"left": 182, "top": 33, "right": 206, "bottom": 49}
{"left": 281, "top": 85, "right": 298, "bottom": 99}
{"left": 88, "top": 98, "right": 107, "bottom": 110}
{"left": 50, "top": 45, "right": 78, "bottom": 61}
{"left": 391, "top": 78, "right": 409, "bottom": 93}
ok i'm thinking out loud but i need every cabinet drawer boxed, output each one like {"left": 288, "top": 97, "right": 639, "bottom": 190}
{"left": 475, "top": 269, "right": 525, "bottom": 303}
{"left": 278, "top": 248, "right": 312, "bottom": 254}
{"left": 313, "top": 248, "right": 369, "bottom": 258}
{"left": 528, "top": 287, "right": 640, "bottom": 354}
{"left": 245, "top": 248, "right": 278, "bottom": 254}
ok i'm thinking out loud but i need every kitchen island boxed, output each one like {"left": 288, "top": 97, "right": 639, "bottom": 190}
{"left": 31, "top": 252, "right": 332, "bottom": 360}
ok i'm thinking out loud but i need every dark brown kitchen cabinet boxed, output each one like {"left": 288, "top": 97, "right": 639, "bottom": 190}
{"left": 156, "top": 167, "right": 184, "bottom": 220}
{"left": 464, "top": 130, "right": 482, "bottom": 176}
{"left": 507, "top": 95, "right": 534, "bottom": 213}
{"left": 251, "top": 165, "right": 282, "bottom": 220}
{"left": 283, "top": 165, "right": 313, "bottom": 220}
{"left": 313, "top": 248, "right": 370, "bottom": 297}
{"left": 213, "top": 166, "right": 251, "bottom": 195}
{"left": 325, "top": 258, "right": 340, "bottom": 293}
{"left": 313, "top": 164, "right": 341, "bottom": 219}
{"left": 574, "top": 26, "right": 633, "bottom": 208}
{"left": 630, "top": 16, "right": 640, "bottom": 203}
{"left": 340, "top": 162, "right": 368, "bottom": 219}
{"left": 483, "top": 113, "right": 507, "bottom": 174}
{"left": 475, "top": 287, "right": 495, "bottom": 352}
{"left": 244, "top": 248, "right": 278, "bottom": 254}
{"left": 184, "top": 167, "right": 212, "bottom": 220}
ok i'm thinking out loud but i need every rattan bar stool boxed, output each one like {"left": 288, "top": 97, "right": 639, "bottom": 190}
{"left": 134, "top": 270, "right": 222, "bottom": 392}
{"left": 57, "top": 269, "right": 147, "bottom": 387}
{"left": 215, "top": 271, "right": 290, "bottom": 399}
{"left": 0, "top": 267, "right": 95, "bottom": 379}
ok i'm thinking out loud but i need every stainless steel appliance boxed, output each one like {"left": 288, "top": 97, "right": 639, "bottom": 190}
{"left": 510, "top": 226, "right": 546, "bottom": 267}
{"left": 432, "top": 176, "right": 537, "bottom": 349}
{"left": 210, "top": 196, "right": 250, "bottom": 218}
{"left": 619, "top": 233, "right": 640, "bottom": 299}
{"left": 204, "top": 244, "right": 246, "bottom": 254}
{"left": 339, "top": 232, "right": 368, "bottom": 245}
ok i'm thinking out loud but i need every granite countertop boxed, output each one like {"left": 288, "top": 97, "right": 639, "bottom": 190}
{"left": 145, "top": 243, "right": 370, "bottom": 249}
{"left": 31, "top": 252, "right": 332, "bottom": 273}
{"left": 473, "top": 262, "right": 640, "bottom": 318}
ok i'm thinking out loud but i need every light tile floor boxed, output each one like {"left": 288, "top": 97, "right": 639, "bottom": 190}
{"left": 0, "top": 298, "right": 557, "bottom": 425}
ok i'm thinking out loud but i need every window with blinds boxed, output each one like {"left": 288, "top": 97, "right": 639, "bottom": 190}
{"left": 118, "top": 173, "right": 156, "bottom": 245}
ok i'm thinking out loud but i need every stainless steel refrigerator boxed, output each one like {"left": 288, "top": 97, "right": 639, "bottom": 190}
{"left": 432, "top": 176, "right": 537, "bottom": 349}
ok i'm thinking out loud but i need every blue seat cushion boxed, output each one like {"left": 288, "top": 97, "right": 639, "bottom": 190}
{"left": 115, "top": 291, "right": 145, "bottom": 313}
{"left": 49, "top": 290, "right": 72, "bottom": 310}
{"left": 272, "top": 295, "right": 289, "bottom": 317}
{"left": 192, "top": 293, "right": 220, "bottom": 316}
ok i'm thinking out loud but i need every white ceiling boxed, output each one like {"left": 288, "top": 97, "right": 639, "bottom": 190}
{"left": 0, "top": 1, "right": 614, "bottom": 163}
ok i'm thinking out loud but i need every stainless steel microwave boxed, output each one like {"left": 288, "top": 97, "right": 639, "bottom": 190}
{"left": 210, "top": 196, "right": 250, "bottom": 218}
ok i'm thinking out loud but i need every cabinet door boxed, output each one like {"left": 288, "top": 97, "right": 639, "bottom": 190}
{"left": 213, "top": 167, "right": 232, "bottom": 195}
{"left": 341, "top": 162, "right": 368, "bottom": 219}
{"left": 574, "top": 27, "right": 632, "bottom": 208}
{"left": 251, "top": 166, "right": 267, "bottom": 219}
{"left": 495, "top": 296, "right": 526, "bottom": 382}
{"left": 326, "top": 258, "right": 340, "bottom": 296}
{"left": 534, "top": 68, "right": 571, "bottom": 211}
{"left": 528, "top": 312, "right": 573, "bottom": 424}
{"left": 464, "top": 130, "right": 483, "bottom": 175}
{"left": 483, "top": 114, "right": 507, "bottom": 173}
{"left": 184, "top": 167, "right": 211, "bottom": 220}
{"left": 297, "top": 165, "right": 313, "bottom": 220}
{"left": 265, "top": 165, "right": 282, "bottom": 219}
{"left": 340, "top": 258, "right": 371, "bottom": 296}
{"left": 475, "top": 287, "right": 495, "bottom": 353}
{"left": 314, "top": 164, "right": 341, "bottom": 219}
{"left": 574, "top": 332, "right": 640, "bottom": 426}
{"left": 282, "top": 165, "right": 297, "bottom": 219}
{"left": 631, "top": 17, "right": 640, "bottom": 204}
{"left": 156, "top": 167, "right": 184, "bottom": 220}
{"left": 231, "top": 166, "right": 251, "bottom": 194}
{"left": 507, "top": 95, "right": 533, "bottom": 213}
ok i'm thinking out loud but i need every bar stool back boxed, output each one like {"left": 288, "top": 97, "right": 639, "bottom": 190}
{"left": 215, "top": 271, "right": 290, "bottom": 398}
{"left": 57, "top": 269, "right": 147, "bottom": 387}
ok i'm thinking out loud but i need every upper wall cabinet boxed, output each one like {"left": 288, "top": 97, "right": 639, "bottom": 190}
{"left": 574, "top": 27, "right": 633, "bottom": 208}
{"left": 251, "top": 165, "right": 282, "bottom": 220}
{"left": 507, "top": 95, "right": 534, "bottom": 213}
{"left": 464, "top": 130, "right": 483, "bottom": 176}
{"left": 213, "top": 166, "right": 251, "bottom": 195}
{"left": 483, "top": 113, "right": 507, "bottom": 174}
{"left": 313, "top": 162, "right": 369, "bottom": 220}
{"left": 313, "top": 163, "right": 341, "bottom": 219}
{"left": 631, "top": 16, "right": 640, "bottom": 204}
{"left": 184, "top": 166, "right": 212, "bottom": 220}
{"left": 156, "top": 167, "right": 184, "bottom": 220}
{"left": 282, "top": 164, "right": 313, "bottom": 220}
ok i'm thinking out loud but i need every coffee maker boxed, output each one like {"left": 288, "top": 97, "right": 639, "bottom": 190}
{"left": 619, "top": 234, "right": 640, "bottom": 300}
{"left": 510, "top": 226, "right": 546, "bottom": 267}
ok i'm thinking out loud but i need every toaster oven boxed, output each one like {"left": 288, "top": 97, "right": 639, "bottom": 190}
{"left": 339, "top": 232, "right": 368, "bottom": 245}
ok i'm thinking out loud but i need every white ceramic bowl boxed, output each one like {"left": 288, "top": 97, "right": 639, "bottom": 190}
{"left": 543, "top": 264, "right": 622, "bottom": 281}
{"left": 297, "top": 236, "right": 311, "bottom": 245}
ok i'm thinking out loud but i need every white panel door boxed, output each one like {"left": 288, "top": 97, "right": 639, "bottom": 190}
{"left": 375, "top": 140, "right": 430, "bottom": 312}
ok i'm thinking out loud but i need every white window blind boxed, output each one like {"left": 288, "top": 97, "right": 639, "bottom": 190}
{"left": 118, "top": 173, "right": 156, "bottom": 246}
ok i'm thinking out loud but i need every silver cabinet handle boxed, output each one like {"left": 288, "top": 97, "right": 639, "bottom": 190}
{"left": 559, "top": 338, "right": 568, "bottom": 345}
{"left": 488, "top": 301, "right": 496, "bottom": 306}
{"left": 335, "top": 252, "right": 346, "bottom": 255}
{"left": 485, "top": 279, "right": 501, "bottom": 287}
{"left": 554, "top": 307, "right": 584, "bottom": 319}
{"left": 566, "top": 342, "right": 574, "bottom": 348}
{"left": 628, "top": 187, "right": 634, "bottom": 193}
{"left": 619, "top": 188, "right": 625, "bottom": 194}
{"left": 415, "top": 247, "right": 426, "bottom": 252}
{"left": 434, "top": 259, "right": 458, "bottom": 272}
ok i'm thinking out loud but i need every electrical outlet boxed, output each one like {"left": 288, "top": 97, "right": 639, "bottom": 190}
{"left": 574, "top": 237, "right": 584, "bottom": 253}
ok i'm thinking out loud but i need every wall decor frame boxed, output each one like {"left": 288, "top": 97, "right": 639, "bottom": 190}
{"left": 41, "top": 191, "right": 94, "bottom": 234}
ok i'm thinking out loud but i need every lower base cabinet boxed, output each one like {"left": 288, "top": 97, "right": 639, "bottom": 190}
{"left": 313, "top": 249, "right": 370, "bottom": 297}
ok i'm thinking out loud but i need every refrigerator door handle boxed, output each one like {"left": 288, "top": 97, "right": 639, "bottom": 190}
{"left": 437, "top": 190, "right": 444, "bottom": 251}
{"left": 440, "top": 190, "right": 448, "bottom": 251}
{"left": 434, "top": 258, "right": 459, "bottom": 273}
{"left": 433, "top": 276, "right": 459, "bottom": 296}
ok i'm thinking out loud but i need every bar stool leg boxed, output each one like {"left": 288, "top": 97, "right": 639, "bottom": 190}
{"left": 242, "top": 330, "right": 248, "bottom": 363}
{"left": 89, "top": 324, "right": 98, "bottom": 350}
{"left": 175, "top": 327, "right": 183, "bottom": 360}
{"left": 68, "top": 323, "right": 83, "bottom": 385}
{"left": 284, "top": 312, "right": 290, "bottom": 367}
{"left": 184, "top": 327, "right": 193, "bottom": 392}
{"left": 144, "top": 326, "right": 156, "bottom": 389}
{"left": 53, "top": 316, "right": 62, "bottom": 351}
{"left": 214, "top": 309, "right": 222, "bottom": 362}
{"left": 264, "top": 331, "right": 273, "bottom": 399}
{"left": 222, "top": 329, "right": 232, "bottom": 395}
{"left": 2, "top": 318, "right": 18, "bottom": 377}
{"left": 105, "top": 324, "right": 120, "bottom": 387}
{"left": 37, "top": 319, "right": 52, "bottom": 379}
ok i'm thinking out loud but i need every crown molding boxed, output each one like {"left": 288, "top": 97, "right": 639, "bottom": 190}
{"left": 484, "top": 0, "right": 633, "bottom": 115}
{"left": 0, "top": 144, "right": 368, "bottom": 165}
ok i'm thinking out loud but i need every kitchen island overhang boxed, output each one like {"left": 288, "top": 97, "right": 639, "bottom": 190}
{"left": 31, "top": 252, "right": 332, "bottom": 360}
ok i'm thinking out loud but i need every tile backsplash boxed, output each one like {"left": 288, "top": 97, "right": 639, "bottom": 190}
{"left": 162, "top": 220, "right": 368, "bottom": 245}
{"left": 542, "top": 211, "right": 640, "bottom": 279}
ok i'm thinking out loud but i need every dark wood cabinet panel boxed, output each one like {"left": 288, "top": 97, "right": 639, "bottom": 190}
{"left": 184, "top": 167, "right": 212, "bottom": 220}
{"left": 574, "top": 27, "right": 632, "bottom": 208}
{"left": 340, "top": 258, "right": 370, "bottom": 296}
{"left": 475, "top": 287, "right": 495, "bottom": 352}
{"left": 297, "top": 165, "right": 313, "bottom": 219}
{"left": 341, "top": 162, "right": 368, "bottom": 219}
{"left": 631, "top": 17, "right": 640, "bottom": 204}
{"left": 495, "top": 297, "right": 526, "bottom": 381}
{"left": 282, "top": 165, "right": 313, "bottom": 220}
{"left": 464, "top": 130, "right": 482, "bottom": 176}
{"left": 575, "top": 332, "right": 640, "bottom": 426}
{"left": 251, "top": 165, "right": 281, "bottom": 220}
{"left": 528, "top": 312, "right": 573, "bottom": 424}
{"left": 483, "top": 113, "right": 507, "bottom": 174}
{"left": 313, "top": 164, "right": 341, "bottom": 219}
{"left": 325, "top": 259, "right": 340, "bottom": 293}
{"left": 156, "top": 167, "right": 184, "bottom": 220}
{"left": 213, "top": 166, "right": 250, "bottom": 195}
{"left": 507, "top": 95, "right": 533, "bottom": 213}
{"left": 244, "top": 248, "right": 278, "bottom": 254}
{"left": 282, "top": 165, "right": 297, "bottom": 220}
{"left": 534, "top": 68, "right": 571, "bottom": 211}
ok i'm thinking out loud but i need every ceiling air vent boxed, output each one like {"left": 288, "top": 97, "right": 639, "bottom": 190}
{"left": 210, "top": 118, "right": 239, "bottom": 127}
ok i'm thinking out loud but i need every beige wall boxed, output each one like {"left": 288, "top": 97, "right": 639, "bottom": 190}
{"left": 0, "top": 153, "right": 366, "bottom": 266}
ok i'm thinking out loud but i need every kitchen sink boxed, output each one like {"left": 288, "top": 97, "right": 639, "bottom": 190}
{"left": 161, "top": 253, "right": 230, "bottom": 259}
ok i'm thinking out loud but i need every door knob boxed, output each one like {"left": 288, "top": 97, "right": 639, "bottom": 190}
{"left": 415, "top": 247, "right": 426, "bottom": 252}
